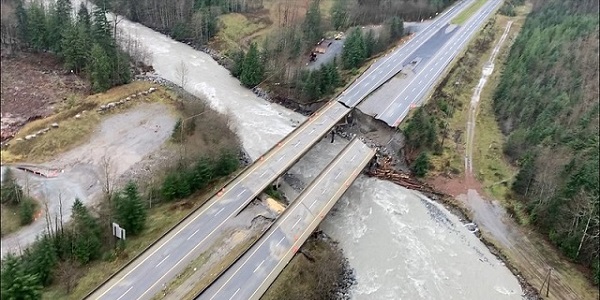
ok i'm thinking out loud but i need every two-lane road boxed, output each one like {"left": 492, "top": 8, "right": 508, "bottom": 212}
{"left": 198, "top": 138, "right": 375, "bottom": 300}
{"left": 88, "top": 101, "right": 351, "bottom": 300}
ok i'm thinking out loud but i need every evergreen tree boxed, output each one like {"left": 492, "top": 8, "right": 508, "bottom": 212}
{"left": 161, "top": 173, "right": 179, "bottom": 201}
{"left": 213, "top": 151, "right": 239, "bottom": 177}
{"left": 91, "top": 6, "right": 114, "bottom": 55}
{"left": 89, "top": 43, "right": 112, "bottom": 92}
{"left": 342, "top": 28, "right": 366, "bottom": 69}
{"left": 19, "top": 198, "right": 35, "bottom": 225}
{"left": 388, "top": 16, "right": 404, "bottom": 40}
{"left": 191, "top": 157, "right": 214, "bottom": 191}
{"left": 27, "top": 3, "right": 48, "bottom": 51}
{"left": 364, "top": 29, "right": 376, "bottom": 57}
{"left": 1, "top": 168, "right": 23, "bottom": 206}
{"left": 240, "top": 43, "right": 264, "bottom": 87}
{"left": 22, "top": 234, "right": 57, "bottom": 286}
{"left": 15, "top": 0, "right": 29, "bottom": 45}
{"left": 77, "top": 3, "right": 92, "bottom": 31}
{"left": 231, "top": 50, "right": 245, "bottom": 78}
{"left": 330, "top": 0, "right": 348, "bottom": 30}
{"left": 48, "top": 0, "right": 72, "bottom": 54}
{"left": 1, "top": 254, "right": 42, "bottom": 299}
{"left": 412, "top": 152, "right": 430, "bottom": 177}
{"left": 115, "top": 181, "right": 147, "bottom": 236}
{"left": 303, "top": 0, "right": 322, "bottom": 44}
{"left": 62, "top": 24, "right": 90, "bottom": 73}
{"left": 71, "top": 199, "right": 101, "bottom": 264}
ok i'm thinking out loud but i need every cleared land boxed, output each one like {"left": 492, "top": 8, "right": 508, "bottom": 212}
{"left": 0, "top": 51, "right": 88, "bottom": 142}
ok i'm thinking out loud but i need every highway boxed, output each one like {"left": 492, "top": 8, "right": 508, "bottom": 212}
{"left": 87, "top": 101, "right": 351, "bottom": 300}
{"left": 370, "top": 0, "right": 503, "bottom": 126}
{"left": 337, "top": 0, "right": 477, "bottom": 108}
{"left": 197, "top": 138, "right": 376, "bottom": 300}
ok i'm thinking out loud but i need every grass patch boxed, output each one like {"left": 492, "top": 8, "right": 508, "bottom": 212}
{"left": 262, "top": 236, "right": 345, "bottom": 300}
{"left": 451, "top": 0, "right": 487, "bottom": 25}
{"left": 41, "top": 177, "right": 230, "bottom": 300}
{"left": 215, "top": 13, "right": 269, "bottom": 51}
{"left": 1, "top": 81, "right": 159, "bottom": 164}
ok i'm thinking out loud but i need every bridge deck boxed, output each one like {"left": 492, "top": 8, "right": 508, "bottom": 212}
{"left": 197, "top": 138, "right": 375, "bottom": 300}
{"left": 87, "top": 101, "right": 350, "bottom": 300}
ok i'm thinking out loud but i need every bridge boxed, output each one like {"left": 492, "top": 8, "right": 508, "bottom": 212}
{"left": 86, "top": 0, "right": 502, "bottom": 298}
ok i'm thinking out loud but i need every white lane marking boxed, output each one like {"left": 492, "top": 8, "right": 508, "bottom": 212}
{"left": 418, "top": 80, "right": 423, "bottom": 85}
{"left": 292, "top": 218, "right": 302, "bottom": 228}
{"left": 111, "top": 101, "right": 347, "bottom": 300}
{"left": 248, "top": 149, "right": 376, "bottom": 300}
{"left": 253, "top": 260, "right": 266, "bottom": 273}
{"left": 116, "top": 287, "right": 132, "bottom": 300}
{"left": 229, "top": 288, "right": 241, "bottom": 300}
{"left": 334, "top": 172, "right": 342, "bottom": 180}
{"left": 411, "top": 87, "right": 417, "bottom": 92}
{"left": 215, "top": 207, "right": 225, "bottom": 216}
{"left": 308, "top": 128, "right": 315, "bottom": 135}
{"left": 187, "top": 229, "right": 200, "bottom": 241}
{"left": 351, "top": 154, "right": 357, "bottom": 161}
{"left": 321, "top": 189, "right": 327, "bottom": 195}
{"left": 276, "top": 236, "right": 286, "bottom": 247}
{"left": 259, "top": 170, "right": 268, "bottom": 178}
{"left": 237, "top": 190, "right": 245, "bottom": 198}
{"left": 276, "top": 155, "right": 285, "bottom": 162}
{"left": 209, "top": 140, "right": 366, "bottom": 298}
{"left": 156, "top": 255, "right": 170, "bottom": 268}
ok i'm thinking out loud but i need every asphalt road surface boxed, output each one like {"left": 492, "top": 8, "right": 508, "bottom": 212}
{"left": 372, "top": 0, "right": 503, "bottom": 126}
{"left": 87, "top": 101, "right": 350, "bottom": 300}
{"left": 198, "top": 138, "right": 375, "bottom": 300}
{"left": 337, "top": 0, "right": 477, "bottom": 108}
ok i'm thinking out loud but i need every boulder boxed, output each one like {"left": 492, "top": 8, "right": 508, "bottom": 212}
{"left": 51, "top": 123, "right": 59, "bottom": 128}
{"left": 25, "top": 134, "right": 35, "bottom": 140}
{"left": 75, "top": 114, "right": 81, "bottom": 119}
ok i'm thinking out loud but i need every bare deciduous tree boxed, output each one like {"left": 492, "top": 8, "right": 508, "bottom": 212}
{"left": 176, "top": 60, "right": 189, "bottom": 89}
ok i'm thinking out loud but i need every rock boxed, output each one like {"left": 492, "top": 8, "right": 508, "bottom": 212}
{"left": 142, "top": 91, "right": 148, "bottom": 96}
{"left": 51, "top": 123, "right": 59, "bottom": 128}
{"left": 15, "top": 138, "right": 23, "bottom": 141}
{"left": 75, "top": 114, "right": 81, "bottom": 119}
{"left": 149, "top": 87, "right": 156, "bottom": 93}
{"left": 131, "top": 94, "right": 137, "bottom": 99}
{"left": 107, "top": 103, "right": 116, "bottom": 108}
{"left": 126, "top": 97, "right": 131, "bottom": 101}
{"left": 25, "top": 134, "right": 35, "bottom": 140}
{"left": 100, "top": 105, "right": 107, "bottom": 110}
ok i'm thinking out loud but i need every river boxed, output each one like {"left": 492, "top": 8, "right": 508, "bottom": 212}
{"left": 34, "top": 1, "right": 525, "bottom": 298}
{"left": 109, "top": 10, "right": 524, "bottom": 300}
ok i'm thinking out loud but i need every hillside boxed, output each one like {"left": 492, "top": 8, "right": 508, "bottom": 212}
{"left": 492, "top": 0, "right": 599, "bottom": 283}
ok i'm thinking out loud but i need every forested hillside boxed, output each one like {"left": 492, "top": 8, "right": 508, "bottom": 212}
{"left": 492, "top": 0, "right": 599, "bottom": 283}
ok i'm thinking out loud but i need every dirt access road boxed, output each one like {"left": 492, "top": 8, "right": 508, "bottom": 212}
{"left": 434, "top": 21, "right": 599, "bottom": 300}
{"left": 1, "top": 102, "right": 177, "bottom": 257}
